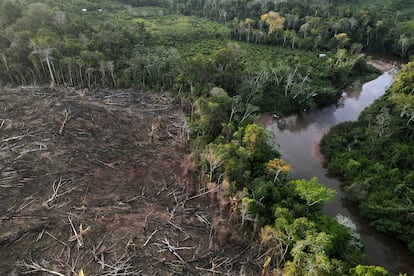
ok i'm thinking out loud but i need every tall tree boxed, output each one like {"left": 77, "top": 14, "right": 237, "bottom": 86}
{"left": 292, "top": 177, "right": 336, "bottom": 206}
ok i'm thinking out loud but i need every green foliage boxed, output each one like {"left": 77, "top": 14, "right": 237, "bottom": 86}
{"left": 292, "top": 177, "right": 336, "bottom": 207}
{"left": 391, "top": 62, "right": 414, "bottom": 95}
{"left": 350, "top": 265, "right": 390, "bottom": 276}
{"left": 321, "top": 62, "right": 414, "bottom": 253}
{"left": 320, "top": 121, "right": 359, "bottom": 160}
{"left": 217, "top": 141, "right": 251, "bottom": 186}
{"left": 228, "top": 0, "right": 414, "bottom": 57}
{"left": 242, "top": 124, "right": 277, "bottom": 166}
{"left": 1, "top": 0, "right": 406, "bottom": 273}
{"left": 188, "top": 79, "right": 365, "bottom": 273}
{"left": 274, "top": 215, "right": 360, "bottom": 275}
{"left": 0, "top": 0, "right": 380, "bottom": 116}
{"left": 192, "top": 96, "right": 365, "bottom": 272}
{"left": 0, "top": 0, "right": 22, "bottom": 25}
{"left": 286, "top": 231, "right": 335, "bottom": 275}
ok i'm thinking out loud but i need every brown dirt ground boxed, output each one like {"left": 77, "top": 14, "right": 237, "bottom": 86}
{"left": 367, "top": 60, "right": 394, "bottom": 72}
{"left": 0, "top": 86, "right": 261, "bottom": 275}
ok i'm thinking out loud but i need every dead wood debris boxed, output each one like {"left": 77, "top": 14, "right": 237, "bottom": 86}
{"left": 59, "top": 108, "right": 72, "bottom": 135}
{"left": 0, "top": 86, "right": 260, "bottom": 275}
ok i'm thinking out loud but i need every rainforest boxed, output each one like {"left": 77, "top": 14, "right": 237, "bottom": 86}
{"left": 0, "top": 0, "right": 413, "bottom": 275}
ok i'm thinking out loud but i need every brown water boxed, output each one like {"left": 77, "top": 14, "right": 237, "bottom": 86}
{"left": 266, "top": 70, "right": 414, "bottom": 274}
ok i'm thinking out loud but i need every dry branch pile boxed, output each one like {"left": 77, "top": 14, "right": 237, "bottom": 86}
{"left": 0, "top": 86, "right": 260, "bottom": 275}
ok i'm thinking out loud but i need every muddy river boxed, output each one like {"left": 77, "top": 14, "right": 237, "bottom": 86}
{"left": 265, "top": 65, "right": 414, "bottom": 274}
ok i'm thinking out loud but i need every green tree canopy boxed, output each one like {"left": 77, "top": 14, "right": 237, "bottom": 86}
{"left": 292, "top": 177, "right": 336, "bottom": 206}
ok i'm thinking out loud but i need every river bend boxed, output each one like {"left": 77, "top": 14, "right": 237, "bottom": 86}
{"left": 266, "top": 68, "right": 414, "bottom": 274}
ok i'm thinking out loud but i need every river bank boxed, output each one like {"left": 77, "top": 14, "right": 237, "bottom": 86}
{"left": 264, "top": 60, "right": 414, "bottom": 274}
{"left": 368, "top": 60, "right": 395, "bottom": 72}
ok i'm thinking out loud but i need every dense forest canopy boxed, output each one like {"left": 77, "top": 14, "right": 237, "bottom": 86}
{"left": 321, "top": 61, "right": 414, "bottom": 253}
{"left": 1, "top": 0, "right": 414, "bottom": 275}
{"left": 0, "top": 0, "right": 385, "bottom": 115}
{"left": 118, "top": 0, "right": 414, "bottom": 55}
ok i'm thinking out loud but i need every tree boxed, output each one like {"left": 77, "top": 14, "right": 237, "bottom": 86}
{"left": 53, "top": 11, "right": 67, "bottom": 29}
{"left": 292, "top": 177, "right": 336, "bottom": 206}
{"left": 30, "top": 37, "right": 57, "bottom": 88}
{"left": 192, "top": 87, "right": 232, "bottom": 141}
{"left": 217, "top": 142, "right": 251, "bottom": 185}
{"left": 261, "top": 11, "right": 285, "bottom": 35}
{"left": 212, "top": 43, "right": 244, "bottom": 92}
{"left": 372, "top": 108, "right": 392, "bottom": 139}
{"left": 349, "top": 17, "right": 358, "bottom": 30}
{"left": 285, "top": 231, "right": 334, "bottom": 275}
{"left": 350, "top": 43, "right": 363, "bottom": 54}
{"left": 244, "top": 18, "right": 254, "bottom": 42}
{"left": 0, "top": 0, "right": 22, "bottom": 25}
{"left": 349, "top": 265, "right": 389, "bottom": 276}
{"left": 398, "top": 35, "right": 412, "bottom": 57}
{"left": 219, "top": 9, "right": 227, "bottom": 24}
{"left": 259, "top": 224, "right": 289, "bottom": 270}
{"left": 390, "top": 62, "right": 414, "bottom": 95}
{"left": 391, "top": 62, "right": 414, "bottom": 134}
{"left": 240, "top": 196, "right": 254, "bottom": 225}
{"left": 203, "top": 143, "right": 223, "bottom": 181}
{"left": 23, "top": 3, "right": 53, "bottom": 30}
{"left": 299, "top": 22, "right": 311, "bottom": 38}
{"left": 395, "top": 94, "right": 414, "bottom": 128}
{"left": 242, "top": 124, "right": 276, "bottom": 160}
{"left": 265, "top": 158, "right": 291, "bottom": 182}
{"left": 334, "top": 32, "right": 350, "bottom": 48}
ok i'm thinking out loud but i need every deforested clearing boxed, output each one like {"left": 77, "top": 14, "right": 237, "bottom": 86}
{"left": 0, "top": 86, "right": 257, "bottom": 275}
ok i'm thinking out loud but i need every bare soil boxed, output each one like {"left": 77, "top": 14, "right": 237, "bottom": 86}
{"left": 0, "top": 86, "right": 260, "bottom": 275}
{"left": 367, "top": 60, "right": 395, "bottom": 72}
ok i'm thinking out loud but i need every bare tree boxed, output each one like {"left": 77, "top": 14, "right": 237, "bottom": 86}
{"left": 31, "top": 42, "right": 56, "bottom": 88}
{"left": 203, "top": 144, "right": 223, "bottom": 181}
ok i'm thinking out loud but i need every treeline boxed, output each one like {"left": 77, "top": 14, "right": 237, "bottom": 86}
{"left": 0, "top": 0, "right": 377, "bottom": 115}
{"left": 321, "top": 62, "right": 414, "bottom": 253}
{"left": 230, "top": 3, "right": 412, "bottom": 56}
{"left": 0, "top": 0, "right": 149, "bottom": 88}
{"left": 118, "top": 0, "right": 414, "bottom": 57}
